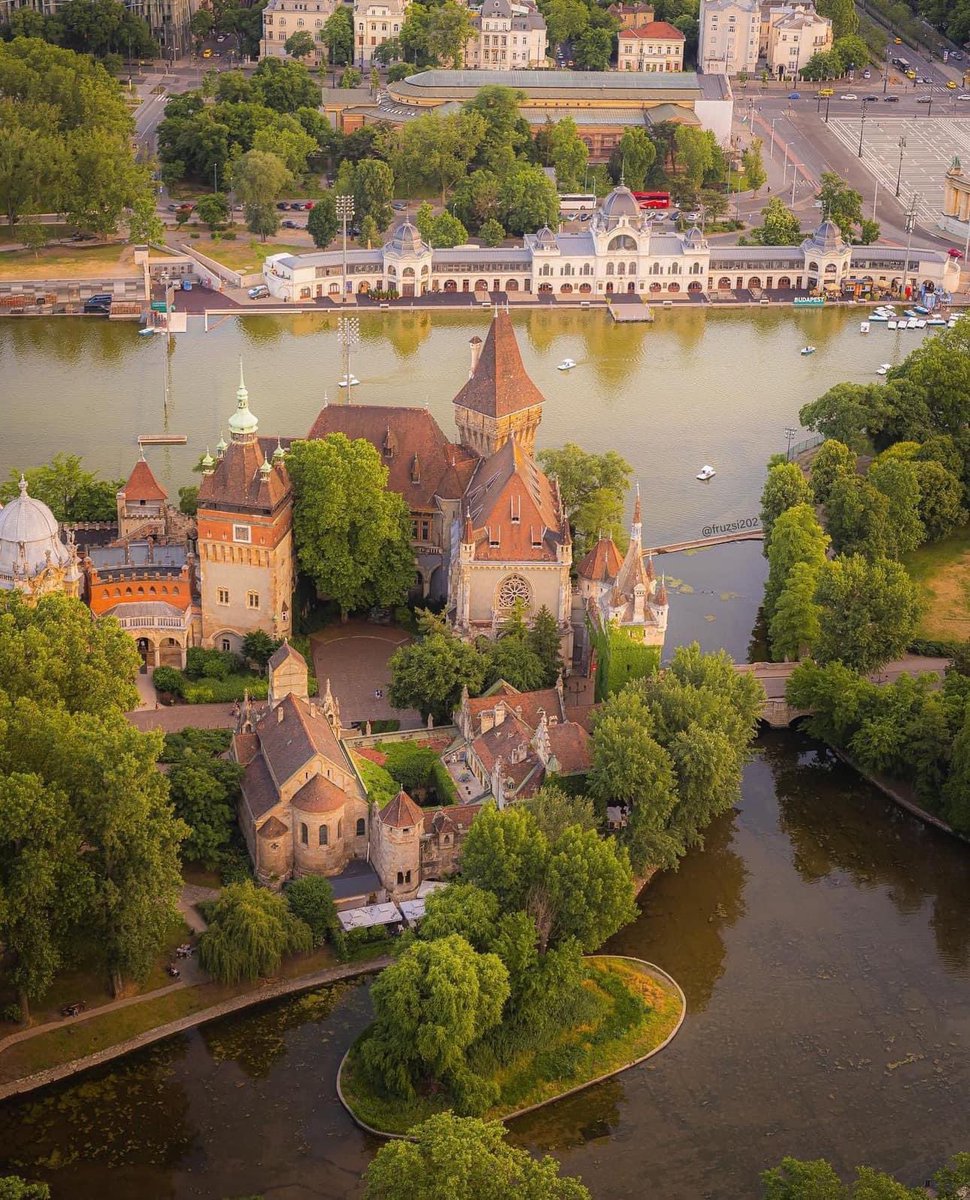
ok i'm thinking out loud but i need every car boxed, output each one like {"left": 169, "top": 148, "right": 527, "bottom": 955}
{"left": 71, "top": 231, "right": 97, "bottom": 240}
{"left": 917, "top": 75, "right": 929, "bottom": 83}
{"left": 819, "top": 87, "right": 834, "bottom": 96}
{"left": 952, "top": 51, "right": 964, "bottom": 60}
{"left": 202, "top": 47, "right": 212, "bottom": 57}
{"left": 947, "top": 79, "right": 958, "bottom": 88}
{"left": 177, "top": 202, "right": 193, "bottom": 213}
{"left": 894, "top": 36, "right": 902, "bottom": 43}
{"left": 884, "top": 94, "right": 900, "bottom": 101}
{"left": 788, "top": 91, "right": 801, "bottom": 99}
{"left": 862, "top": 68, "right": 871, "bottom": 78}
{"left": 905, "top": 69, "right": 916, "bottom": 79}
{"left": 167, "top": 203, "right": 178, "bottom": 212}
{"left": 392, "top": 201, "right": 406, "bottom": 210}
{"left": 840, "top": 93, "right": 858, "bottom": 100}
{"left": 248, "top": 285, "right": 270, "bottom": 298}
{"left": 948, "top": 248, "right": 965, "bottom": 259}
{"left": 959, "top": 93, "right": 970, "bottom": 100}
{"left": 862, "top": 94, "right": 880, "bottom": 100}
{"left": 813, "top": 199, "right": 824, "bottom": 207}
{"left": 216, "top": 33, "right": 226, "bottom": 42}
{"left": 276, "top": 201, "right": 289, "bottom": 209}
{"left": 282, "top": 219, "right": 298, "bottom": 228}
{"left": 579, "top": 212, "right": 591, "bottom": 221}
{"left": 303, "top": 201, "right": 314, "bottom": 210}
{"left": 684, "top": 210, "right": 701, "bottom": 222}
{"left": 917, "top": 96, "right": 932, "bottom": 102}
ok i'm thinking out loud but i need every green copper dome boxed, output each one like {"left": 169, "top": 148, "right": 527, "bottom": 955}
{"left": 228, "top": 361, "right": 259, "bottom": 438}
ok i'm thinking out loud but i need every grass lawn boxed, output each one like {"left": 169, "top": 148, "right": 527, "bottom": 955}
{"left": 0, "top": 943, "right": 345, "bottom": 1086}
{"left": 187, "top": 237, "right": 309, "bottom": 274}
{"left": 340, "top": 956, "right": 684, "bottom": 1135}
{"left": 0, "top": 243, "right": 136, "bottom": 280}
{"left": 903, "top": 523, "right": 970, "bottom": 642}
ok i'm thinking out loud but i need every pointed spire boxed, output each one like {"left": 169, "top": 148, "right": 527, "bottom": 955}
{"left": 633, "top": 481, "right": 641, "bottom": 526}
{"left": 216, "top": 432, "right": 228, "bottom": 458}
{"left": 201, "top": 446, "right": 215, "bottom": 475}
{"left": 228, "top": 360, "right": 259, "bottom": 440}
{"left": 656, "top": 573, "right": 668, "bottom": 606}
{"left": 463, "top": 509, "right": 474, "bottom": 544}
{"left": 18, "top": 474, "right": 28, "bottom": 497}
{"left": 237, "top": 357, "right": 247, "bottom": 401}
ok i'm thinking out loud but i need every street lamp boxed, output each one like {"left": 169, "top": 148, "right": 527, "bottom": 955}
{"left": 824, "top": 94, "right": 831, "bottom": 123}
{"left": 785, "top": 427, "right": 797, "bottom": 461}
{"left": 895, "top": 135, "right": 906, "bottom": 198}
{"left": 901, "top": 193, "right": 919, "bottom": 300}
{"left": 769, "top": 115, "right": 780, "bottom": 159}
{"left": 857, "top": 97, "right": 870, "bottom": 157}
{"left": 337, "top": 315, "right": 360, "bottom": 399}
{"left": 335, "top": 194, "right": 354, "bottom": 305}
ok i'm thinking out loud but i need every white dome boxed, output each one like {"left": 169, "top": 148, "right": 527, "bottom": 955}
{"left": 0, "top": 477, "right": 70, "bottom": 584}
{"left": 228, "top": 362, "right": 259, "bottom": 438}
{"left": 594, "top": 186, "right": 642, "bottom": 231}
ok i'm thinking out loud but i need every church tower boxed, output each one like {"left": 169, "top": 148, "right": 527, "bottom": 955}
{"left": 452, "top": 311, "right": 544, "bottom": 458}
{"left": 197, "top": 363, "right": 295, "bottom": 654}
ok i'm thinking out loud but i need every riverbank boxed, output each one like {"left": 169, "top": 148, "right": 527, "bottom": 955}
{"left": 337, "top": 956, "right": 685, "bottom": 1139}
{"left": 0, "top": 953, "right": 390, "bottom": 1102}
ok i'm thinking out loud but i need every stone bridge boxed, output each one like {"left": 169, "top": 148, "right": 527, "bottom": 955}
{"left": 643, "top": 529, "right": 764, "bottom": 556}
{"left": 735, "top": 656, "right": 951, "bottom": 728}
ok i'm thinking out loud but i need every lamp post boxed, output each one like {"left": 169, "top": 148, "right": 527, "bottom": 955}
{"left": 883, "top": 39, "right": 891, "bottom": 93}
{"left": 337, "top": 315, "right": 360, "bottom": 400}
{"left": 785, "top": 426, "right": 797, "bottom": 461}
{"left": 335, "top": 194, "right": 354, "bottom": 304}
{"left": 895, "top": 135, "right": 906, "bottom": 198}
{"left": 769, "top": 115, "right": 780, "bottom": 159}
{"left": 824, "top": 94, "right": 831, "bottom": 123}
{"left": 901, "top": 192, "right": 919, "bottom": 300}
{"left": 857, "top": 97, "right": 870, "bottom": 157}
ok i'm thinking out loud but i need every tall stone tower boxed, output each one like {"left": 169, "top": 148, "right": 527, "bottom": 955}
{"left": 370, "top": 789, "right": 423, "bottom": 898}
{"left": 452, "top": 311, "right": 544, "bottom": 458}
{"left": 197, "top": 363, "right": 295, "bottom": 654}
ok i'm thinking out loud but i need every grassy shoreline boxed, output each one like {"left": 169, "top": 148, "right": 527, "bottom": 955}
{"left": 903, "top": 524, "right": 970, "bottom": 642}
{"left": 338, "top": 956, "right": 685, "bottom": 1137}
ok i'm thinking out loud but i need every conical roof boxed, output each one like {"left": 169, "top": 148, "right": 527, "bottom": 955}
{"left": 122, "top": 455, "right": 167, "bottom": 502}
{"left": 379, "top": 789, "right": 424, "bottom": 829}
{"left": 452, "top": 311, "right": 546, "bottom": 419}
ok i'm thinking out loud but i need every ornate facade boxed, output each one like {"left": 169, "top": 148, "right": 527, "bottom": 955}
{"left": 0, "top": 477, "right": 82, "bottom": 601}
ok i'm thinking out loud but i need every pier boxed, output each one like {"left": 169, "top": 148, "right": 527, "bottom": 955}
{"left": 643, "top": 529, "right": 764, "bottom": 555}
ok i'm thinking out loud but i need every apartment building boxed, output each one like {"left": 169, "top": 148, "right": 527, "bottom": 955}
{"left": 355, "top": 0, "right": 407, "bottom": 67}
{"left": 764, "top": 4, "right": 832, "bottom": 78}
{"left": 260, "top": 0, "right": 344, "bottom": 63}
{"left": 464, "top": 0, "right": 546, "bottom": 70}
{"left": 617, "top": 19, "right": 685, "bottom": 71}
{"left": 698, "top": 0, "right": 760, "bottom": 74}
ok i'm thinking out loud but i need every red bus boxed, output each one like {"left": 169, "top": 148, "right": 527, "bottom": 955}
{"left": 631, "top": 190, "right": 671, "bottom": 210}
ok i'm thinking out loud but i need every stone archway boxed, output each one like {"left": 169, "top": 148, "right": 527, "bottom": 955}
{"left": 506, "top": 279, "right": 519, "bottom": 291}
{"left": 158, "top": 636, "right": 185, "bottom": 668}
{"left": 718, "top": 277, "right": 731, "bottom": 290}
{"left": 443, "top": 279, "right": 457, "bottom": 292}
{"left": 560, "top": 283, "right": 573, "bottom": 293}
{"left": 474, "top": 279, "right": 488, "bottom": 292}
{"left": 778, "top": 276, "right": 792, "bottom": 289}
{"left": 688, "top": 280, "right": 703, "bottom": 293}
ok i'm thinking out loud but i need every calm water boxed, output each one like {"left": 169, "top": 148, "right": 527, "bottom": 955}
{"left": 0, "top": 307, "right": 932, "bottom": 545}
{"left": 2, "top": 308, "right": 967, "bottom": 1198}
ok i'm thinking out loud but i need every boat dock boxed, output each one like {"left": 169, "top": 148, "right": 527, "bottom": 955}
{"left": 138, "top": 435, "right": 188, "bottom": 446}
{"left": 609, "top": 300, "right": 655, "bottom": 323}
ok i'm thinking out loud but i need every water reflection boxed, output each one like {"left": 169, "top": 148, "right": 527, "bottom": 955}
{"left": 509, "top": 1079, "right": 624, "bottom": 1153}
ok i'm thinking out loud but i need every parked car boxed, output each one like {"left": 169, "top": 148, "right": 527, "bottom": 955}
{"left": 71, "top": 231, "right": 97, "bottom": 240}
{"left": 894, "top": 35, "right": 902, "bottom": 43}
{"left": 202, "top": 47, "right": 212, "bottom": 57}
{"left": 917, "top": 97, "right": 932, "bottom": 102}
{"left": 884, "top": 95, "right": 900, "bottom": 101}
{"left": 276, "top": 201, "right": 289, "bottom": 209}
{"left": 303, "top": 201, "right": 314, "bottom": 210}
{"left": 862, "top": 68, "right": 871, "bottom": 78}
{"left": 959, "top": 93, "right": 970, "bottom": 101}
{"left": 788, "top": 91, "right": 801, "bottom": 99}
{"left": 392, "top": 201, "right": 406, "bottom": 210}
{"left": 948, "top": 248, "right": 964, "bottom": 259}
{"left": 216, "top": 33, "right": 226, "bottom": 42}
{"left": 248, "top": 284, "right": 270, "bottom": 298}
{"left": 840, "top": 93, "right": 858, "bottom": 100}
{"left": 819, "top": 87, "right": 834, "bottom": 96}
{"left": 281, "top": 219, "right": 298, "bottom": 228}
{"left": 947, "top": 79, "right": 958, "bottom": 88}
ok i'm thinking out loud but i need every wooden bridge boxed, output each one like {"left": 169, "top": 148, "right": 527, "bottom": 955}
{"left": 735, "top": 657, "right": 950, "bottom": 728}
{"left": 643, "top": 529, "right": 764, "bottom": 556}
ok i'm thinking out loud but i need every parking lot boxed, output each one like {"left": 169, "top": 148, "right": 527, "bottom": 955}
{"left": 826, "top": 115, "right": 970, "bottom": 227}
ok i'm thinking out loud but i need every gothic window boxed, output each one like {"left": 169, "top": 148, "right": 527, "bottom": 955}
{"left": 405, "top": 870, "right": 412, "bottom": 883}
{"left": 319, "top": 824, "right": 328, "bottom": 845}
{"left": 606, "top": 262, "right": 614, "bottom": 276}
{"left": 356, "top": 817, "right": 366, "bottom": 836}
{"left": 337, "top": 819, "right": 342, "bottom": 840}
{"left": 397, "top": 871, "right": 404, "bottom": 885}
{"left": 497, "top": 574, "right": 532, "bottom": 611}
{"left": 301, "top": 823, "right": 309, "bottom": 844}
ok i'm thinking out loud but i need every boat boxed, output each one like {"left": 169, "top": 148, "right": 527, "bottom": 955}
{"left": 557, "top": 358, "right": 577, "bottom": 371}
{"left": 904, "top": 309, "right": 918, "bottom": 319}
{"left": 869, "top": 311, "right": 889, "bottom": 321}
{"left": 860, "top": 322, "right": 870, "bottom": 334}
{"left": 949, "top": 317, "right": 958, "bottom": 328}
{"left": 138, "top": 326, "right": 161, "bottom": 336}
{"left": 800, "top": 346, "right": 816, "bottom": 356}
{"left": 916, "top": 319, "right": 927, "bottom": 328}
{"left": 907, "top": 318, "right": 919, "bottom": 329}
{"left": 914, "top": 304, "right": 929, "bottom": 315}
{"left": 338, "top": 375, "right": 360, "bottom": 387}
{"left": 927, "top": 317, "right": 947, "bottom": 326}
{"left": 887, "top": 320, "right": 897, "bottom": 330}
{"left": 696, "top": 464, "right": 716, "bottom": 481}
{"left": 876, "top": 363, "right": 892, "bottom": 375}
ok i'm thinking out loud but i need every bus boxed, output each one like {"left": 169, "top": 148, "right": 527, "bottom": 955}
{"left": 632, "top": 190, "right": 671, "bottom": 210}
{"left": 558, "top": 193, "right": 597, "bottom": 214}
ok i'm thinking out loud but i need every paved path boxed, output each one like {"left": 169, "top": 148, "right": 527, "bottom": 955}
{"left": 128, "top": 702, "right": 238, "bottom": 733}
{"left": 311, "top": 621, "right": 421, "bottom": 727}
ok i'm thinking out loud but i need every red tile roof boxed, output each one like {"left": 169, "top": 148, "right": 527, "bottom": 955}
{"left": 305, "top": 405, "right": 478, "bottom": 510}
{"left": 256, "top": 693, "right": 351, "bottom": 791}
{"left": 452, "top": 312, "right": 546, "bottom": 420}
{"left": 578, "top": 536, "right": 623, "bottom": 583}
{"left": 123, "top": 458, "right": 167, "bottom": 502}
{"left": 464, "top": 440, "right": 567, "bottom": 562}
{"left": 257, "top": 815, "right": 288, "bottom": 839}
{"left": 423, "top": 804, "right": 481, "bottom": 835}
{"left": 198, "top": 440, "right": 290, "bottom": 514}
{"left": 623, "top": 19, "right": 685, "bottom": 37}
{"left": 268, "top": 641, "right": 306, "bottom": 672}
{"left": 466, "top": 682, "right": 565, "bottom": 732}
{"left": 380, "top": 789, "right": 424, "bottom": 828}
{"left": 546, "top": 721, "right": 591, "bottom": 774}
{"left": 292, "top": 773, "right": 351, "bottom": 815}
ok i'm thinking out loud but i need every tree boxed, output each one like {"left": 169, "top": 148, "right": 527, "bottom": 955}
{"left": 762, "top": 1157, "right": 847, "bottom": 1200}
{"left": 741, "top": 139, "right": 766, "bottom": 193}
{"left": 285, "top": 875, "right": 340, "bottom": 945}
{"left": 497, "top": 162, "right": 559, "bottom": 235}
{"left": 809, "top": 438, "right": 855, "bottom": 506}
{"left": 537, "top": 444, "right": 633, "bottom": 548}
{"left": 415, "top": 204, "right": 468, "bottom": 248}
{"left": 769, "top": 559, "right": 821, "bottom": 662}
{"left": 0, "top": 1180, "right": 51, "bottom": 1200}
{"left": 912, "top": 460, "right": 967, "bottom": 542}
{"left": 486, "top": 630, "right": 548, "bottom": 692}
{"left": 933, "top": 1153, "right": 970, "bottom": 1198}
{"left": 360, "top": 935, "right": 509, "bottom": 1111}
{"left": 868, "top": 457, "right": 925, "bottom": 557}
{"left": 388, "top": 613, "right": 487, "bottom": 723}
{"left": 285, "top": 30, "right": 316, "bottom": 58}
{"left": 242, "top": 630, "right": 282, "bottom": 668}
{"left": 521, "top": 784, "right": 597, "bottom": 842}
{"left": 529, "top": 605, "right": 564, "bottom": 684}
{"left": 168, "top": 758, "right": 242, "bottom": 866}
{"left": 0, "top": 454, "right": 122, "bottom": 522}
{"left": 340, "top": 65, "right": 363, "bottom": 87}
{"left": 824, "top": 473, "right": 891, "bottom": 558}
{"left": 246, "top": 201, "right": 281, "bottom": 241}
{"left": 418, "top": 882, "right": 499, "bottom": 950}
{"left": 544, "top": 826, "right": 637, "bottom": 951}
{"left": 814, "top": 555, "right": 923, "bottom": 673}
{"left": 799, "top": 49, "right": 842, "bottom": 80}
{"left": 816, "top": 0, "right": 858, "bottom": 38}
{"left": 463, "top": 86, "right": 530, "bottom": 172}
{"left": 287, "top": 434, "right": 416, "bottom": 619}
{"left": 195, "top": 192, "right": 231, "bottom": 231}
{"left": 388, "top": 110, "right": 484, "bottom": 204}
{"left": 307, "top": 191, "right": 338, "bottom": 247}
{"left": 321, "top": 5, "right": 353, "bottom": 64}
{"left": 750, "top": 197, "right": 801, "bottom": 246}
{"left": 459, "top": 803, "right": 548, "bottom": 913}
{"left": 358, "top": 214, "right": 380, "bottom": 247}
{"left": 816, "top": 172, "right": 866, "bottom": 241}
{"left": 478, "top": 217, "right": 505, "bottom": 246}
{"left": 364, "top": 1113, "right": 591, "bottom": 1200}
{"left": 615, "top": 128, "right": 656, "bottom": 191}
{"left": 760, "top": 461, "right": 810, "bottom": 553}
{"left": 543, "top": 0, "right": 589, "bottom": 49}
{"left": 178, "top": 485, "right": 199, "bottom": 516}
{"left": 252, "top": 56, "right": 320, "bottom": 112}
{"left": 573, "top": 26, "right": 613, "bottom": 70}
{"left": 398, "top": 0, "right": 475, "bottom": 68}
{"left": 55, "top": 0, "right": 156, "bottom": 58}
{"left": 763, "top": 502, "right": 829, "bottom": 622}
{"left": 343, "top": 157, "right": 395, "bottom": 231}
{"left": 190, "top": 7, "right": 214, "bottom": 43}
{"left": 800, "top": 382, "right": 885, "bottom": 451}
{"left": 453, "top": 169, "right": 501, "bottom": 231}
{"left": 232, "top": 149, "right": 291, "bottom": 240}
{"left": 199, "top": 881, "right": 312, "bottom": 983}
{"left": 548, "top": 118, "right": 588, "bottom": 192}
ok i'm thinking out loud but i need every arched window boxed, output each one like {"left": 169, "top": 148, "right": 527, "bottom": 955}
{"left": 808, "top": 261, "right": 819, "bottom": 273}
{"left": 608, "top": 233, "right": 636, "bottom": 251}
{"left": 650, "top": 261, "right": 662, "bottom": 275}
{"left": 617, "top": 262, "right": 626, "bottom": 275}
{"left": 496, "top": 574, "right": 532, "bottom": 611}
{"left": 319, "top": 824, "right": 328, "bottom": 845}
{"left": 669, "top": 262, "right": 681, "bottom": 275}
{"left": 397, "top": 871, "right": 404, "bottom": 885}
{"left": 356, "top": 817, "right": 366, "bottom": 836}
{"left": 337, "top": 819, "right": 342, "bottom": 840}
{"left": 606, "top": 262, "right": 614, "bottom": 276}
{"left": 301, "top": 823, "right": 308, "bottom": 845}
{"left": 628, "top": 261, "right": 636, "bottom": 275}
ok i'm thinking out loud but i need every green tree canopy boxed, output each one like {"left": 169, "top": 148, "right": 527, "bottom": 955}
{"left": 521, "top": 783, "right": 597, "bottom": 841}
{"left": 912, "top": 460, "right": 967, "bottom": 542}
{"left": 198, "top": 881, "right": 313, "bottom": 983}
{"left": 0, "top": 1179, "right": 51, "bottom": 1200}
{"left": 613, "top": 127, "right": 656, "bottom": 190}
{"left": 321, "top": 5, "right": 353, "bottom": 63}
{"left": 809, "top": 438, "right": 855, "bottom": 506}
{"left": 168, "top": 757, "right": 243, "bottom": 867}
{"left": 815, "top": 172, "right": 871, "bottom": 241}
{"left": 459, "top": 803, "right": 548, "bottom": 913}
{"left": 251, "top": 55, "right": 320, "bottom": 111}
{"left": 750, "top": 196, "right": 802, "bottom": 246}
{"left": 813, "top": 554, "right": 923, "bottom": 673}
{"left": 364, "top": 1112, "right": 591, "bottom": 1200}
{"left": 388, "top": 611, "right": 488, "bottom": 723}
{"left": 284, "top": 874, "right": 340, "bottom": 946}
{"left": 287, "top": 433, "right": 416, "bottom": 619}
{"left": 417, "top": 882, "right": 499, "bottom": 950}
{"left": 497, "top": 162, "right": 559, "bottom": 235}
{"left": 0, "top": 454, "right": 122, "bottom": 523}
{"left": 285, "top": 30, "right": 316, "bottom": 57}
{"left": 760, "top": 461, "right": 811, "bottom": 553}
{"left": 536, "top": 443, "right": 633, "bottom": 554}
{"left": 764, "top": 502, "right": 830, "bottom": 622}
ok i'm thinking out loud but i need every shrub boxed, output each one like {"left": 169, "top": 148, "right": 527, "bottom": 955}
{"left": 152, "top": 666, "right": 185, "bottom": 697}
{"left": 285, "top": 875, "right": 340, "bottom": 946}
{"left": 182, "top": 677, "right": 269, "bottom": 704}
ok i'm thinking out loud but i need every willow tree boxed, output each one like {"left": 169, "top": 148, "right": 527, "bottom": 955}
{"left": 199, "top": 882, "right": 313, "bottom": 984}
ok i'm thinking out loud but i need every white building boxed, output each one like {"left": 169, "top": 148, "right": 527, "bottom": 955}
{"left": 617, "top": 20, "right": 686, "bottom": 72}
{"left": 765, "top": 4, "right": 832, "bottom": 78}
{"left": 260, "top": 187, "right": 960, "bottom": 302}
{"left": 464, "top": 0, "right": 547, "bottom": 70}
{"left": 260, "top": 0, "right": 345, "bottom": 63}
{"left": 355, "top": 0, "right": 408, "bottom": 67}
{"left": 698, "top": 0, "right": 760, "bottom": 75}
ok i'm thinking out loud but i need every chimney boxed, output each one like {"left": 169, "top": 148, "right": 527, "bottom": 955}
{"left": 468, "top": 335, "right": 483, "bottom": 378}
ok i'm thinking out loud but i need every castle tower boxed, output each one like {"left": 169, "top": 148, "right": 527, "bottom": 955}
{"left": 117, "top": 451, "right": 168, "bottom": 540}
{"left": 197, "top": 363, "right": 295, "bottom": 654}
{"left": 452, "top": 311, "right": 544, "bottom": 458}
{"left": 370, "top": 789, "right": 423, "bottom": 898}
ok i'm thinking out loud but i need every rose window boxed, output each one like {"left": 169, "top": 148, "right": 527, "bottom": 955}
{"left": 497, "top": 575, "right": 532, "bottom": 610}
